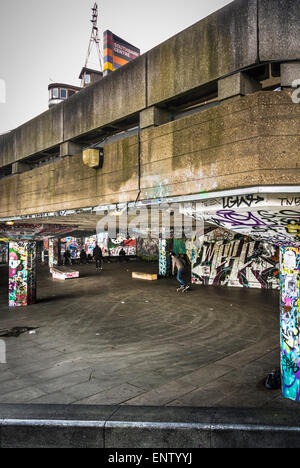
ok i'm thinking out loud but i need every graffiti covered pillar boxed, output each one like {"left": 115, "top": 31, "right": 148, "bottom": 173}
{"left": 280, "top": 246, "right": 300, "bottom": 401}
{"left": 9, "top": 241, "right": 37, "bottom": 307}
{"left": 48, "top": 239, "right": 59, "bottom": 268}
{"left": 159, "top": 238, "right": 172, "bottom": 277}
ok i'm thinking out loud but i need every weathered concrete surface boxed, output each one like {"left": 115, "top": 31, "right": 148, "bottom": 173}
{"left": 259, "top": 0, "right": 300, "bottom": 61}
{"left": 0, "top": 404, "right": 116, "bottom": 448}
{"left": 147, "top": 0, "right": 258, "bottom": 106}
{"left": 0, "top": 262, "right": 293, "bottom": 409}
{"left": 281, "top": 62, "right": 300, "bottom": 87}
{"left": 0, "top": 0, "right": 299, "bottom": 167}
{"left": 0, "top": 132, "right": 16, "bottom": 167}
{"left": 0, "top": 134, "right": 139, "bottom": 217}
{"left": 0, "top": 261, "right": 300, "bottom": 447}
{"left": 218, "top": 72, "right": 262, "bottom": 100}
{"left": 2, "top": 405, "right": 300, "bottom": 448}
{"left": 14, "top": 104, "right": 64, "bottom": 162}
{"left": 63, "top": 56, "right": 147, "bottom": 142}
{"left": 0, "top": 91, "right": 299, "bottom": 219}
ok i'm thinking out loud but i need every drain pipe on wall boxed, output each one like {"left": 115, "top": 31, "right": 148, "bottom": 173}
{"left": 135, "top": 126, "right": 141, "bottom": 204}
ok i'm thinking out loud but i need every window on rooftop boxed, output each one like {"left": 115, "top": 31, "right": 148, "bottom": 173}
{"left": 85, "top": 74, "right": 91, "bottom": 84}
{"left": 60, "top": 89, "right": 67, "bottom": 99}
{"left": 52, "top": 88, "right": 59, "bottom": 99}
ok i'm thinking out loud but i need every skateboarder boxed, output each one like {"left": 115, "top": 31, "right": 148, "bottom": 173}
{"left": 171, "top": 252, "right": 190, "bottom": 292}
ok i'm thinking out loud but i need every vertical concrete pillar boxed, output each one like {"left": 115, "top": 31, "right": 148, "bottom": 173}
{"left": 280, "top": 246, "right": 300, "bottom": 401}
{"left": 48, "top": 239, "right": 59, "bottom": 268}
{"left": 8, "top": 241, "right": 36, "bottom": 307}
{"left": 159, "top": 238, "right": 172, "bottom": 277}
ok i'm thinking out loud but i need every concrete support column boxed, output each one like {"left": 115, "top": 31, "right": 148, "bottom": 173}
{"left": 281, "top": 62, "right": 300, "bottom": 88}
{"left": 49, "top": 239, "right": 59, "bottom": 268}
{"left": 218, "top": 72, "right": 261, "bottom": 101}
{"left": 280, "top": 246, "right": 300, "bottom": 401}
{"left": 8, "top": 241, "right": 36, "bottom": 307}
{"left": 159, "top": 238, "right": 172, "bottom": 277}
{"left": 140, "top": 106, "right": 169, "bottom": 129}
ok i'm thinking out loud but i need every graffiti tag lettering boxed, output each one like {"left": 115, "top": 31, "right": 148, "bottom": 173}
{"left": 282, "top": 354, "right": 300, "bottom": 374}
{"left": 223, "top": 195, "right": 265, "bottom": 209}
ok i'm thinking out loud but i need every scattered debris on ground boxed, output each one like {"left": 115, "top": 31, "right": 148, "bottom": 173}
{"left": 0, "top": 327, "right": 38, "bottom": 338}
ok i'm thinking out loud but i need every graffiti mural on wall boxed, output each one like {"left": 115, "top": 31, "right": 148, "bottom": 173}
{"left": 180, "top": 194, "right": 300, "bottom": 247}
{"left": 9, "top": 242, "right": 36, "bottom": 307}
{"left": 173, "top": 239, "right": 187, "bottom": 255}
{"left": 210, "top": 209, "right": 300, "bottom": 246}
{"left": 191, "top": 230, "right": 279, "bottom": 289}
{"left": 280, "top": 246, "right": 300, "bottom": 401}
{"left": 60, "top": 237, "right": 84, "bottom": 260}
{"left": 48, "top": 239, "right": 59, "bottom": 268}
{"left": 159, "top": 239, "right": 172, "bottom": 277}
{"left": 108, "top": 237, "right": 136, "bottom": 256}
{"left": 136, "top": 236, "right": 159, "bottom": 262}
{"left": 84, "top": 234, "right": 136, "bottom": 257}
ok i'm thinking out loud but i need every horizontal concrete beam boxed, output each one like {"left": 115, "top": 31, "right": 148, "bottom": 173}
{"left": 0, "top": 91, "right": 299, "bottom": 219}
{"left": 147, "top": 0, "right": 258, "bottom": 106}
{"left": 1, "top": 404, "right": 300, "bottom": 448}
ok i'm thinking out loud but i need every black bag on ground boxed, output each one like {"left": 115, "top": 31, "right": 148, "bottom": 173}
{"left": 265, "top": 369, "right": 281, "bottom": 390}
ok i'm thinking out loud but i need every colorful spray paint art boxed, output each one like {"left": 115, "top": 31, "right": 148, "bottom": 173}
{"left": 136, "top": 236, "right": 159, "bottom": 262}
{"left": 180, "top": 194, "right": 300, "bottom": 246}
{"left": 159, "top": 239, "right": 172, "bottom": 277}
{"left": 48, "top": 239, "right": 59, "bottom": 268}
{"left": 280, "top": 246, "right": 300, "bottom": 401}
{"left": 108, "top": 236, "right": 136, "bottom": 256}
{"left": 60, "top": 237, "right": 83, "bottom": 260}
{"left": 191, "top": 235, "right": 279, "bottom": 289}
{"left": 9, "top": 242, "right": 36, "bottom": 307}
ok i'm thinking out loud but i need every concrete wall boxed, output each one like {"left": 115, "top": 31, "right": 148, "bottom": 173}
{"left": 139, "top": 91, "right": 300, "bottom": 200}
{"left": 0, "top": 0, "right": 299, "bottom": 167}
{"left": 147, "top": 0, "right": 258, "bottom": 105}
{"left": 0, "top": 132, "right": 16, "bottom": 166}
{"left": 63, "top": 56, "right": 147, "bottom": 141}
{"left": 14, "top": 105, "right": 64, "bottom": 161}
{"left": 259, "top": 0, "right": 300, "bottom": 61}
{"left": 0, "top": 91, "right": 299, "bottom": 219}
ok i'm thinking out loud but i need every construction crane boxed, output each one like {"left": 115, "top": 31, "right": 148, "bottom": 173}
{"left": 81, "top": 3, "right": 103, "bottom": 86}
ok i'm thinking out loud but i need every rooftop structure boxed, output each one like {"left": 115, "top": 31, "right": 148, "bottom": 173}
{"left": 48, "top": 83, "right": 81, "bottom": 108}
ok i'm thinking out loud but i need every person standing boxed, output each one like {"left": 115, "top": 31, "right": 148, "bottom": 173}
{"left": 80, "top": 249, "right": 87, "bottom": 264}
{"left": 93, "top": 243, "right": 103, "bottom": 271}
{"left": 63, "top": 249, "right": 71, "bottom": 266}
{"left": 171, "top": 252, "right": 190, "bottom": 292}
{"left": 119, "top": 247, "right": 127, "bottom": 263}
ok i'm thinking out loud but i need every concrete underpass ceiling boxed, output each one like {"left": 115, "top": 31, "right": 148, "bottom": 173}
{"left": 3, "top": 191, "right": 299, "bottom": 245}
{"left": 0, "top": 206, "right": 200, "bottom": 241}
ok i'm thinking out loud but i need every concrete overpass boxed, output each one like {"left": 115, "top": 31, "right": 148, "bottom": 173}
{"left": 0, "top": 0, "right": 300, "bottom": 403}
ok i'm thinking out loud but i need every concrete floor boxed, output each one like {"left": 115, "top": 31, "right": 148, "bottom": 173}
{"left": 0, "top": 261, "right": 298, "bottom": 409}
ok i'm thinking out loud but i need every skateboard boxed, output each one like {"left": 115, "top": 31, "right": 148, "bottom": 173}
{"left": 177, "top": 286, "right": 191, "bottom": 293}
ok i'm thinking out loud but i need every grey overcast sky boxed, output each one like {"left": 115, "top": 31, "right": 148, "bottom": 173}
{"left": 0, "top": 0, "right": 233, "bottom": 134}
